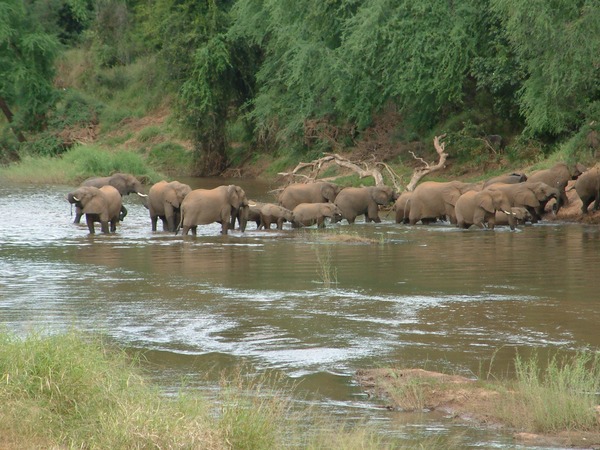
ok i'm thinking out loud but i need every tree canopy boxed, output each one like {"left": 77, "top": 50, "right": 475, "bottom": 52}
{"left": 1, "top": 0, "right": 598, "bottom": 172}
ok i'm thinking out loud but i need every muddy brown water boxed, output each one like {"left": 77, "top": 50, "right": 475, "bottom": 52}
{"left": 1, "top": 178, "right": 599, "bottom": 447}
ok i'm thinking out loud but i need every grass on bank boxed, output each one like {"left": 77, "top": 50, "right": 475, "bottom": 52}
{"left": 363, "top": 350, "right": 600, "bottom": 437}
{"left": 0, "top": 330, "right": 402, "bottom": 450}
{"left": 0, "top": 144, "right": 163, "bottom": 185}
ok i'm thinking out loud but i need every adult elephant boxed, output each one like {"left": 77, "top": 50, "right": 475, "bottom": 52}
{"left": 394, "top": 191, "right": 412, "bottom": 224}
{"left": 408, "top": 181, "right": 478, "bottom": 225}
{"left": 574, "top": 166, "right": 600, "bottom": 214}
{"left": 148, "top": 180, "right": 192, "bottom": 232}
{"left": 291, "top": 203, "right": 342, "bottom": 228}
{"left": 67, "top": 186, "right": 122, "bottom": 234}
{"left": 74, "top": 173, "right": 147, "bottom": 223}
{"left": 177, "top": 185, "right": 249, "bottom": 235}
{"left": 527, "top": 162, "right": 586, "bottom": 214}
{"left": 455, "top": 189, "right": 515, "bottom": 230}
{"left": 482, "top": 172, "right": 527, "bottom": 188}
{"left": 278, "top": 181, "right": 341, "bottom": 210}
{"left": 334, "top": 186, "right": 398, "bottom": 224}
{"left": 487, "top": 181, "right": 559, "bottom": 223}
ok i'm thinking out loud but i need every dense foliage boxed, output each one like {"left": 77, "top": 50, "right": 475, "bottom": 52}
{"left": 0, "top": 0, "right": 598, "bottom": 173}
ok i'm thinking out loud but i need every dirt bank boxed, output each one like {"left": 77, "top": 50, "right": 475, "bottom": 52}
{"left": 355, "top": 369, "right": 600, "bottom": 449}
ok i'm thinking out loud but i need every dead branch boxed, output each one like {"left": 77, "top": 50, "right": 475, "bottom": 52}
{"left": 278, "top": 153, "right": 390, "bottom": 186}
{"left": 405, "top": 134, "right": 448, "bottom": 191}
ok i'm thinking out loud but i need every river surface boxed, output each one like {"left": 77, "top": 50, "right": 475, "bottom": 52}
{"left": 1, "top": 178, "right": 599, "bottom": 448}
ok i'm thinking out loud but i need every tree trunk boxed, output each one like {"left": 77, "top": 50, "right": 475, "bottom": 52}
{"left": 0, "top": 96, "right": 26, "bottom": 143}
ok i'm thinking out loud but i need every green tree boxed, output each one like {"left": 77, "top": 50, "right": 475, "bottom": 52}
{"left": 0, "top": 0, "right": 61, "bottom": 144}
{"left": 492, "top": 0, "right": 600, "bottom": 136}
{"left": 139, "top": 0, "right": 257, "bottom": 175}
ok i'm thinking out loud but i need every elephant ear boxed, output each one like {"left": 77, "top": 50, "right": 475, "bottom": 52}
{"left": 321, "top": 183, "right": 337, "bottom": 202}
{"left": 227, "top": 185, "right": 245, "bottom": 209}
{"left": 477, "top": 193, "right": 495, "bottom": 213}
{"left": 444, "top": 189, "right": 462, "bottom": 206}
{"left": 371, "top": 187, "right": 391, "bottom": 205}
{"left": 165, "top": 188, "right": 180, "bottom": 208}
{"left": 81, "top": 189, "right": 105, "bottom": 215}
{"left": 515, "top": 190, "right": 539, "bottom": 207}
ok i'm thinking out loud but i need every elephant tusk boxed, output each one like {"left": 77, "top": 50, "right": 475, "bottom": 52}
{"left": 72, "top": 196, "right": 80, "bottom": 202}
{"left": 503, "top": 210, "right": 513, "bottom": 215}
{"left": 248, "top": 201, "right": 257, "bottom": 207}
{"left": 137, "top": 192, "right": 148, "bottom": 197}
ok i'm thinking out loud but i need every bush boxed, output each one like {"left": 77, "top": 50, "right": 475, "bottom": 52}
{"left": 147, "top": 142, "right": 193, "bottom": 176}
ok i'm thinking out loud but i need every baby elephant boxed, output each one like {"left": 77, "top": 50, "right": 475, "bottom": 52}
{"left": 259, "top": 203, "right": 293, "bottom": 230}
{"left": 291, "top": 203, "right": 342, "bottom": 228}
{"left": 495, "top": 207, "right": 532, "bottom": 226}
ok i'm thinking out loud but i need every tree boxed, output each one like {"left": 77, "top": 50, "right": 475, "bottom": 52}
{"left": 0, "top": 0, "right": 61, "bottom": 144}
{"left": 492, "top": 0, "right": 600, "bottom": 136}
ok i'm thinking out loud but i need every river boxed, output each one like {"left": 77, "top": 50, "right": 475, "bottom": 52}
{"left": 1, "top": 178, "right": 599, "bottom": 447}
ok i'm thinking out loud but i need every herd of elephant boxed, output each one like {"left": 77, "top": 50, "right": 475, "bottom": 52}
{"left": 66, "top": 162, "right": 600, "bottom": 235}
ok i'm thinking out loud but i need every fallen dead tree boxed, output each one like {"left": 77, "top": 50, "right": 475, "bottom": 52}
{"left": 276, "top": 135, "right": 449, "bottom": 192}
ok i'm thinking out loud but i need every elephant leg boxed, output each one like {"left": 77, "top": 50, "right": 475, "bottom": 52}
{"left": 151, "top": 215, "right": 159, "bottom": 231}
{"left": 181, "top": 225, "right": 190, "bottom": 235}
{"left": 85, "top": 214, "right": 96, "bottom": 234}
{"left": 110, "top": 219, "right": 118, "bottom": 233}
{"left": 119, "top": 205, "right": 127, "bottom": 221}
{"left": 221, "top": 221, "right": 229, "bottom": 235}
{"left": 101, "top": 221, "right": 110, "bottom": 234}
{"left": 74, "top": 206, "right": 84, "bottom": 223}
{"left": 161, "top": 216, "right": 170, "bottom": 231}
{"left": 317, "top": 216, "right": 326, "bottom": 228}
{"left": 276, "top": 218, "right": 284, "bottom": 230}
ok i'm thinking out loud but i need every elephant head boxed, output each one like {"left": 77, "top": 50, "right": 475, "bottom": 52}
{"left": 372, "top": 186, "right": 398, "bottom": 205}
{"left": 321, "top": 182, "right": 341, "bottom": 203}
{"left": 227, "top": 185, "right": 249, "bottom": 232}
{"left": 67, "top": 186, "right": 122, "bottom": 233}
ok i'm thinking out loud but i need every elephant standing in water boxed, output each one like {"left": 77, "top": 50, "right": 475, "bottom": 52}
{"left": 334, "top": 186, "right": 398, "bottom": 224}
{"left": 278, "top": 181, "right": 341, "bottom": 210}
{"left": 394, "top": 191, "right": 413, "bottom": 224}
{"left": 148, "top": 180, "right": 192, "bottom": 232}
{"left": 486, "top": 181, "right": 559, "bottom": 223}
{"left": 527, "top": 162, "right": 586, "bottom": 214}
{"left": 178, "top": 185, "right": 249, "bottom": 235}
{"left": 408, "top": 181, "right": 478, "bottom": 225}
{"left": 67, "top": 185, "right": 122, "bottom": 234}
{"left": 455, "top": 189, "right": 515, "bottom": 230}
{"left": 575, "top": 166, "right": 600, "bottom": 213}
{"left": 74, "top": 173, "right": 147, "bottom": 223}
{"left": 291, "top": 203, "right": 342, "bottom": 228}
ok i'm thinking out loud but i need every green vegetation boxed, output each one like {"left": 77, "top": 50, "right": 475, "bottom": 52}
{"left": 0, "top": 330, "right": 403, "bottom": 449}
{"left": 1, "top": 0, "right": 598, "bottom": 177}
{"left": 0, "top": 144, "right": 162, "bottom": 184}
{"left": 497, "top": 350, "right": 600, "bottom": 433}
{"left": 362, "top": 350, "right": 600, "bottom": 440}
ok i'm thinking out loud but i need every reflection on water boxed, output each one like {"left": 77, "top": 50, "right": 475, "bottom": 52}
{"left": 2, "top": 180, "right": 600, "bottom": 447}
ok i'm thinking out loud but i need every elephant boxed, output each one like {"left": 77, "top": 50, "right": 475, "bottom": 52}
{"left": 486, "top": 181, "right": 559, "bottom": 223}
{"left": 495, "top": 207, "right": 532, "bottom": 226}
{"left": 394, "top": 191, "right": 413, "bottom": 224}
{"left": 148, "top": 180, "right": 192, "bottom": 232}
{"left": 67, "top": 185, "right": 122, "bottom": 234}
{"left": 455, "top": 189, "right": 515, "bottom": 230}
{"left": 408, "top": 181, "right": 479, "bottom": 225}
{"left": 291, "top": 203, "right": 343, "bottom": 228}
{"left": 574, "top": 166, "right": 600, "bottom": 214}
{"left": 334, "top": 186, "right": 398, "bottom": 224}
{"left": 74, "top": 173, "right": 147, "bottom": 223}
{"left": 527, "top": 162, "right": 587, "bottom": 214}
{"left": 177, "top": 185, "right": 249, "bottom": 235}
{"left": 278, "top": 181, "right": 341, "bottom": 210}
{"left": 245, "top": 201, "right": 265, "bottom": 229}
{"left": 482, "top": 173, "right": 528, "bottom": 188}
{"left": 259, "top": 203, "right": 294, "bottom": 230}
